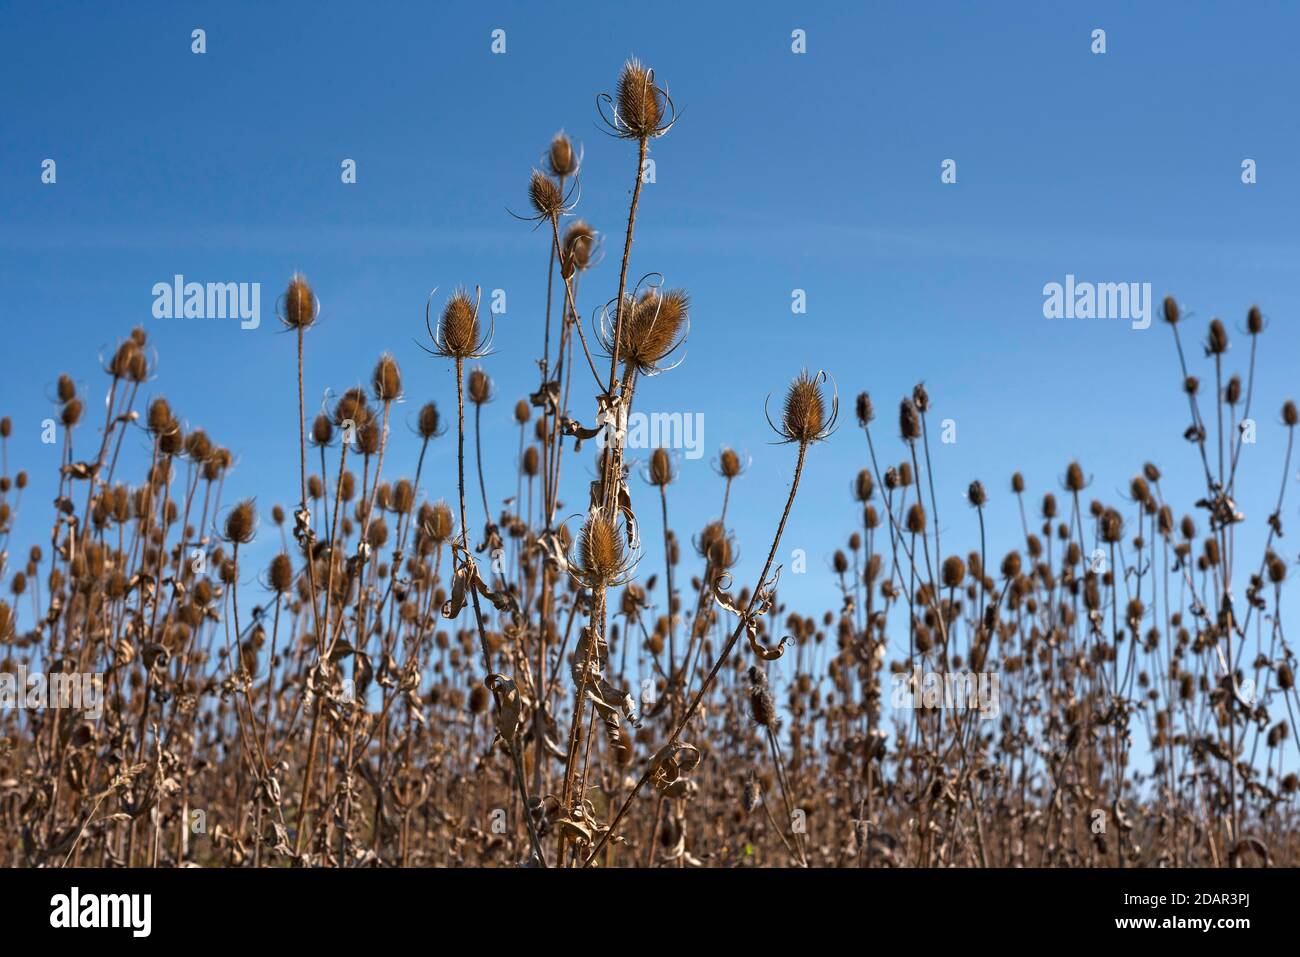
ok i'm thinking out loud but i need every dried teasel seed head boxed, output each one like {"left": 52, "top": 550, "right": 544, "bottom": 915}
{"left": 547, "top": 131, "right": 579, "bottom": 178}
{"left": 269, "top": 553, "right": 294, "bottom": 592}
{"left": 1064, "top": 461, "right": 1086, "bottom": 493}
{"left": 467, "top": 367, "right": 493, "bottom": 405}
{"left": 854, "top": 469, "right": 874, "bottom": 503}
{"left": 912, "top": 382, "right": 930, "bottom": 413}
{"left": 425, "top": 501, "right": 454, "bottom": 544}
{"left": 649, "top": 447, "right": 674, "bottom": 487}
{"left": 616, "top": 58, "right": 664, "bottom": 138}
{"left": 718, "top": 447, "right": 742, "bottom": 479}
{"left": 437, "top": 289, "right": 482, "bottom": 360}
{"left": 619, "top": 289, "right": 689, "bottom": 374}
{"left": 967, "top": 480, "right": 987, "bottom": 508}
{"left": 777, "top": 369, "right": 832, "bottom": 445}
{"left": 514, "top": 399, "right": 531, "bottom": 424}
{"left": 561, "top": 220, "right": 596, "bottom": 277}
{"left": 418, "top": 401, "right": 442, "bottom": 439}
{"left": 469, "top": 684, "right": 489, "bottom": 715}
{"left": 1162, "top": 296, "right": 1180, "bottom": 325}
{"left": 855, "top": 392, "right": 874, "bottom": 427}
{"left": 899, "top": 397, "right": 921, "bottom": 441}
{"left": 905, "top": 502, "right": 926, "bottom": 534}
{"left": 57, "top": 374, "right": 76, "bottom": 404}
{"left": 529, "top": 169, "right": 564, "bottom": 219}
{"left": 61, "top": 398, "right": 83, "bottom": 427}
{"left": 312, "top": 413, "right": 333, "bottom": 446}
{"left": 224, "top": 499, "right": 257, "bottom": 545}
{"left": 1011, "top": 472, "right": 1025, "bottom": 494}
{"left": 372, "top": 353, "right": 402, "bottom": 402}
{"left": 1283, "top": 400, "right": 1298, "bottom": 428}
{"left": 522, "top": 445, "right": 539, "bottom": 477}
{"left": 1247, "top": 304, "right": 1262, "bottom": 335}
{"left": 942, "top": 555, "right": 966, "bottom": 588}
{"left": 1206, "top": 318, "right": 1229, "bottom": 355}
{"left": 578, "top": 511, "right": 626, "bottom": 584}
{"left": 282, "top": 273, "right": 317, "bottom": 329}
{"left": 1225, "top": 374, "right": 1241, "bottom": 406}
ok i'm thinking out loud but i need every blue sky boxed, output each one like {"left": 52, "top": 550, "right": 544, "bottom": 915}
{"left": 3, "top": 1, "right": 1299, "bottom": 677}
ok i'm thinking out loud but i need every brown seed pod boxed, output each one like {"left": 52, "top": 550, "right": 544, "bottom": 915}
{"left": 899, "top": 397, "right": 921, "bottom": 442}
{"left": 561, "top": 220, "right": 597, "bottom": 278}
{"left": 1206, "top": 318, "right": 1229, "bottom": 355}
{"left": 418, "top": 401, "right": 443, "bottom": 439}
{"left": 281, "top": 273, "right": 318, "bottom": 329}
{"left": 648, "top": 447, "right": 674, "bottom": 487}
{"left": 613, "top": 288, "right": 690, "bottom": 375}
{"left": 514, "top": 399, "right": 530, "bottom": 424}
{"left": 224, "top": 499, "right": 257, "bottom": 545}
{"left": 372, "top": 353, "right": 402, "bottom": 402}
{"left": 576, "top": 509, "right": 629, "bottom": 585}
{"left": 428, "top": 288, "right": 487, "bottom": 360}
{"left": 773, "top": 369, "right": 836, "bottom": 445}
{"left": 529, "top": 169, "right": 564, "bottom": 219}
{"left": 269, "top": 553, "right": 294, "bottom": 592}
{"left": 467, "top": 367, "right": 493, "bottom": 405}
{"left": 613, "top": 58, "right": 667, "bottom": 139}
{"left": 547, "top": 131, "right": 579, "bottom": 177}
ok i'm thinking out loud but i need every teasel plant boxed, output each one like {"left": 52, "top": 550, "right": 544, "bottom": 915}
{"left": 7, "top": 56, "right": 1300, "bottom": 874}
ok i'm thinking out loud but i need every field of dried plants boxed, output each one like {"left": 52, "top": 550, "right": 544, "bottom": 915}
{"left": 2, "top": 60, "right": 1297, "bottom": 869}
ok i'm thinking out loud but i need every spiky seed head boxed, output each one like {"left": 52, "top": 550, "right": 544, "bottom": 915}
{"left": 1001, "top": 551, "right": 1021, "bottom": 579}
{"left": 620, "top": 289, "right": 689, "bottom": 373}
{"left": 1163, "top": 296, "right": 1180, "bottom": 325}
{"left": 547, "top": 132, "right": 578, "bottom": 177}
{"left": 906, "top": 503, "right": 926, "bottom": 534}
{"left": 514, "top": 399, "right": 530, "bottom": 424}
{"left": 1226, "top": 374, "right": 1241, "bottom": 406}
{"left": 147, "top": 397, "right": 173, "bottom": 435}
{"left": 372, "top": 353, "right": 402, "bottom": 402}
{"left": 899, "top": 398, "right": 921, "bottom": 442}
{"left": 616, "top": 58, "right": 663, "bottom": 138}
{"left": 467, "top": 368, "right": 493, "bottom": 405}
{"left": 579, "top": 511, "right": 625, "bottom": 584}
{"left": 225, "top": 499, "right": 256, "bottom": 545}
{"left": 439, "top": 289, "right": 481, "bottom": 359}
{"left": 0, "top": 417, "right": 9, "bottom": 438}
{"left": 469, "top": 684, "right": 489, "bottom": 715}
{"left": 1248, "top": 304, "right": 1263, "bottom": 335}
{"left": 522, "top": 445, "right": 539, "bottom": 477}
{"left": 311, "top": 414, "right": 333, "bottom": 446}
{"left": 1011, "top": 472, "right": 1025, "bottom": 494}
{"left": 649, "top": 447, "right": 674, "bottom": 486}
{"left": 61, "top": 399, "right": 83, "bottom": 427}
{"left": 855, "top": 392, "right": 875, "bottom": 427}
{"left": 1283, "top": 400, "right": 1297, "bottom": 427}
{"left": 426, "top": 501, "right": 454, "bottom": 544}
{"left": 718, "top": 447, "right": 742, "bottom": 479}
{"left": 57, "top": 374, "right": 75, "bottom": 403}
{"left": 1065, "top": 461, "right": 1086, "bottom": 493}
{"left": 1206, "top": 318, "right": 1229, "bottom": 355}
{"left": 912, "top": 382, "right": 930, "bottom": 413}
{"left": 854, "top": 469, "right": 874, "bottom": 503}
{"left": 269, "top": 553, "right": 294, "bottom": 592}
{"left": 418, "top": 401, "right": 442, "bottom": 439}
{"left": 779, "top": 370, "right": 828, "bottom": 445}
{"left": 282, "top": 273, "right": 317, "bottom": 329}
{"left": 529, "top": 169, "right": 564, "bottom": 219}
{"left": 561, "top": 221, "right": 596, "bottom": 277}
{"left": 942, "top": 555, "right": 966, "bottom": 589}
{"left": 967, "top": 480, "right": 987, "bottom": 508}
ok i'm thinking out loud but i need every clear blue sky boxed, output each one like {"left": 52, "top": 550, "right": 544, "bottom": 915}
{"left": 3, "top": 1, "right": 1299, "bottom": 671}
